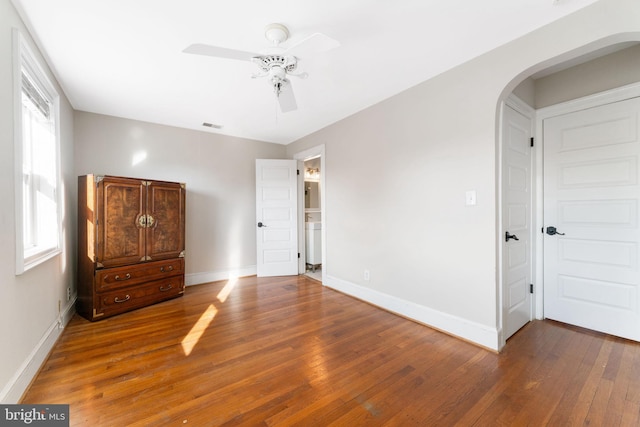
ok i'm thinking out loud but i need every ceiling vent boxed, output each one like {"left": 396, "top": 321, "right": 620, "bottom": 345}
{"left": 202, "top": 122, "right": 223, "bottom": 129}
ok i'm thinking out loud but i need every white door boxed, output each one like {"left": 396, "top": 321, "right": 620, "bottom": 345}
{"left": 544, "top": 97, "right": 640, "bottom": 341}
{"left": 502, "top": 104, "right": 533, "bottom": 339}
{"left": 256, "top": 159, "right": 299, "bottom": 277}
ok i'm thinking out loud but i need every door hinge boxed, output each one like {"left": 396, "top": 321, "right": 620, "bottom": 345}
{"left": 298, "top": 252, "right": 300, "bottom": 259}
{"left": 530, "top": 284, "right": 534, "bottom": 294}
{"left": 297, "top": 169, "right": 300, "bottom": 175}
{"left": 530, "top": 137, "right": 534, "bottom": 147}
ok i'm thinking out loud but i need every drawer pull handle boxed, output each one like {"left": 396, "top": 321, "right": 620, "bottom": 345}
{"left": 159, "top": 284, "right": 173, "bottom": 292}
{"left": 115, "top": 273, "right": 131, "bottom": 281}
{"left": 114, "top": 295, "right": 131, "bottom": 303}
{"left": 160, "top": 266, "right": 174, "bottom": 272}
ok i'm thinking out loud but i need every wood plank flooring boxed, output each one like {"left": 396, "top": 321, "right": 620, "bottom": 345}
{"left": 22, "top": 275, "right": 640, "bottom": 426}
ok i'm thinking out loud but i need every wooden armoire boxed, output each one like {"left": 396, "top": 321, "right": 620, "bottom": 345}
{"left": 77, "top": 175, "right": 186, "bottom": 321}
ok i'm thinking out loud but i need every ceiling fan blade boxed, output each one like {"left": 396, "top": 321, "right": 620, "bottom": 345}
{"left": 278, "top": 82, "right": 297, "bottom": 113}
{"left": 183, "top": 44, "right": 259, "bottom": 62}
{"left": 285, "top": 33, "right": 340, "bottom": 57}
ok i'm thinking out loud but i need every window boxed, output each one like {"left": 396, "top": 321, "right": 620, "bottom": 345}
{"left": 14, "top": 29, "right": 61, "bottom": 274}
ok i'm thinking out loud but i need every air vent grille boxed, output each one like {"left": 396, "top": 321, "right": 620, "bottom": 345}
{"left": 202, "top": 122, "right": 223, "bottom": 129}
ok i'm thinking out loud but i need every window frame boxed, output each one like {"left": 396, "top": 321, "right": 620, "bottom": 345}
{"left": 13, "top": 29, "right": 62, "bottom": 275}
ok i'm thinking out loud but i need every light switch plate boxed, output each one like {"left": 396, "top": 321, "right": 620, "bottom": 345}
{"left": 465, "top": 190, "right": 477, "bottom": 206}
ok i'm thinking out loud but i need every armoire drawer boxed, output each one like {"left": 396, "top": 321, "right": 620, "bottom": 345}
{"left": 96, "top": 258, "right": 184, "bottom": 292}
{"left": 93, "top": 276, "right": 184, "bottom": 319}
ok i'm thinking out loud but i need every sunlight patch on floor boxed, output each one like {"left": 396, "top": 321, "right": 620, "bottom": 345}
{"left": 217, "top": 277, "right": 238, "bottom": 303}
{"left": 181, "top": 304, "right": 217, "bottom": 356}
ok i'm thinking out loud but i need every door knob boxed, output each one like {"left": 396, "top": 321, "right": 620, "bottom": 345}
{"left": 546, "top": 226, "right": 565, "bottom": 236}
{"left": 505, "top": 231, "right": 519, "bottom": 242}
{"left": 257, "top": 222, "right": 267, "bottom": 228}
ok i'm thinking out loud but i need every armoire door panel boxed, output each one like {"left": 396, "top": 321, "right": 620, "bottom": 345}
{"left": 146, "top": 181, "right": 186, "bottom": 260}
{"left": 96, "top": 176, "right": 147, "bottom": 267}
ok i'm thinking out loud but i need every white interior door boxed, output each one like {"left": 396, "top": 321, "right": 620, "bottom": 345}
{"left": 502, "top": 104, "right": 533, "bottom": 340}
{"left": 543, "top": 97, "right": 640, "bottom": 341}
{"left": 256, "top": 159, "right": 299, "bottom": 277}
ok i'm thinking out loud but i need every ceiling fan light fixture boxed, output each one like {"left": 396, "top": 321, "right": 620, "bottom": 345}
{"left": 264, "top": 23, "right": 289, "bottom": 46}
{"left": 184, "top": 22, "right": 338, "bottom": 114}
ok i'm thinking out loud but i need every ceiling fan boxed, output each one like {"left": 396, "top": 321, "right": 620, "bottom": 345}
{"left": 183, "top": 23, "right": 340, "bottom": 113}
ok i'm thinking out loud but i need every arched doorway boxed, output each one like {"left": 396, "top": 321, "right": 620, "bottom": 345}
{"left": 499, "top": 38, "right": 640, "bottom": 348}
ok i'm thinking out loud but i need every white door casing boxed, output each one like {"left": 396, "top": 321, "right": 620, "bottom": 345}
{"left": 543, "top": 96, "right": 640, "bottom": 341}
{"left": 293, "top": 144, "right": 326, "bottom": 278}
{"left": 502, "top": 103, "right": 533, "bottom": 340}
{"left": 256, "top": 159, "right": 299, "bottom": 277}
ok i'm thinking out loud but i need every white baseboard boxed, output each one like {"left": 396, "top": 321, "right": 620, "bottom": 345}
{"left": 186, "top": 265, "right": 257, "bottom": 286}
{"left": 324, "top": 275, "right": 500, "bottom": 351}
{"left": 0, "top": 297, "right": 76, "bottom": 404}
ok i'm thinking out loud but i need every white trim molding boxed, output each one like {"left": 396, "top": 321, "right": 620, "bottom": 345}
{"left": 537, "top": 81, "right": 640, "bottom": 120}
{"left": 505, "top": 94, "right": 535, "bottom": 118}
{"left": 324, "top": 275, "right": 500, "bottom": 351}
{"left": 0, "top": 298, "right": 75, "bottom": 404}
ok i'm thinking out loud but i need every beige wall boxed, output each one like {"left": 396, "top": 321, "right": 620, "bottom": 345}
{"left": 288, "top": 0, "right": 640, "bottom": 349}
{"left": 535, "top": 43, "right": 640, "bottom": 108}
{"left": 74, "top": 112, "right": 286, "bottom": 282}
{"left": 512, "top": 77, "right": 535, "bottom": 107}
{"left": 511, "top": 43, "right": 640, "bottom": 109}
{"left": 0, "top": 0, "right": 76, "bottom": 402}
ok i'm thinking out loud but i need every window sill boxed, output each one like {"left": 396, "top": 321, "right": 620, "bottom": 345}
{"left": 18, "top": 247, "right": 61, "bottom": 275}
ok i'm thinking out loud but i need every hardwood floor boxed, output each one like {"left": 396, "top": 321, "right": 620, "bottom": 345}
{"left": 22, "top": 275, "right": 640, "bottom": 426}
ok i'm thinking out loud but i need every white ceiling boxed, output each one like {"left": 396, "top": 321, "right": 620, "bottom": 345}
{"left": 13, "top": 0, "right": 599, "bottom": 144}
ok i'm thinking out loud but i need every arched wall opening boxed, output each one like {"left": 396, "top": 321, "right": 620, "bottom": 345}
{"left": 495, "top": 32, "right": 640, "bottom": 349}
{"left": 497, "top": 33, "right": 640, "bottom": 109}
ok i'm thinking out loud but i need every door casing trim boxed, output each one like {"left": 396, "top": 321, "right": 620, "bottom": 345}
{"left": 293, "top": 144, "right": 326, "bottom": 282}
